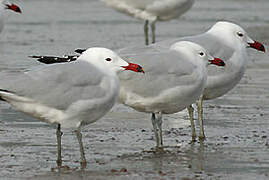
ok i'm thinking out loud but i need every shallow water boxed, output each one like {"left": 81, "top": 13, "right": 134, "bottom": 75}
{"left": 0, "top": 0, "right": 269, "bottom": 179}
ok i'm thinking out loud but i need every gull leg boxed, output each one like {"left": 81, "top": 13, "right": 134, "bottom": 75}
{"left": 187, "top": 105, "right": 196, "bottom": 142}
{"left": 75, "top": 128, "right": 87, "bottom": 168}
{"left": 151, "top": 112, "right": 164, "bottom": 151}
{"left": 144, "top": 20, "right": 149, "bottom": 45}
{"left": 56, "top": 124, "right": 63, "bottom": 167}
{"left": 151, "top": 113, "right": 159, "bottom": 147}
{"left": 197, "top": 95, "right": 206, "bottom": 140}
{"left": 155, "top": 112, "right": 163, "bottom": 148}
{"left": 150, "top": 21, "right": 156, "bottom": 44}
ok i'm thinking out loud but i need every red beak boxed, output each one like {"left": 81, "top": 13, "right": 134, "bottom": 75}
{"left": 122, "top": 63, "right": 145, "bottom": 73}
{"left": 209, "top": 58, "right": 225, "bottom": 66}
{"left": 248, "top": 41, "right": 265, "bottom": 52}
{"left": 5, "top": 3, "right": 22, "bottom": 13}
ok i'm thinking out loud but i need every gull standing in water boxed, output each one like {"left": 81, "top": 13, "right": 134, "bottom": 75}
{"left": 0, "top": 47, "right": 144, "bottom": 167}
{"left": 117, "top": 41, "right": 224, "bottom": 149}
{"left": 100, "top": 0, "right": 195, "bottom": 45}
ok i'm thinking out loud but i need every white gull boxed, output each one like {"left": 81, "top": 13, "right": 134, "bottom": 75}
{"left": 0, "top": 47, "right": 144, "bottom": 167}
{"left": 118, "top": 41, "right": 225, "bottom": 149}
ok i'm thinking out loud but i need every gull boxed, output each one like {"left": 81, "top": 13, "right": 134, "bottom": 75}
{"left": 155, "top": 21, "right": 266, "bottom": 140}
{"left": 117, "top": 41, "right": 224, "bottom": 149}
{"left": 100, "top": 0, "right": 195, "bottom": 45}
{"left": 0, "top": 47, "right": 144, "bottom": 167}
{"left": 0, "top": 0, "right": 21, "bottom": 33}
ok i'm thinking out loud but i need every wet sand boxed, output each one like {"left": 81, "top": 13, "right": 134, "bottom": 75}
{"left": 0, "top": 0, "right": 269, "bottom": 179}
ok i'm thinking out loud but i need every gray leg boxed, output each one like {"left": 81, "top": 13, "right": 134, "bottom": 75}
{"left": 75, "top": 128, "right": 87, "bottom": 168}
{"left": 144, "top": 20, "right": 149, "bottom": 45}
{"left": 151, "top": 112, "right": 163, "bottom": 150}
{"left": 151, "top": 113, "right": 159, "bottom": 146}
{"left": 187, "top": 105, "right": 196, "bottom": 141}
{"left": 56, "top": 124, "right": 63, "bottom": 167}
{"left": 197, "top": 95, "right": 206, "bottom": 140}
{"left": 155, "top": 112, "right": 163, "bottom": 148}
{"left": 150, "top": 21, "right": 156, "bottom": 44}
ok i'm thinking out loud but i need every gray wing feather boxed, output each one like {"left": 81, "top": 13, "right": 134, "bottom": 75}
{"left": 156, "top": 33, "right": 236, "bottom": 76}
{"left": 119, "top": 50, "right": 197, "bottom": 98}
{"left": 0, "top": 61, "right": 106, "bottom": 110}
{"left": 157, "top": 33, "right": 235, "bottom": 59}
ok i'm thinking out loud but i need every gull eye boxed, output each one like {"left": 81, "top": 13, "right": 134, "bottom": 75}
{"left": 199, "top": 52, "right": 205, "bottom": 56}
{"left": 237, "top": 32, "right": 244, "bottom": 37}
{"left": 105, "top": 58, "right": 112, "bottom": 61}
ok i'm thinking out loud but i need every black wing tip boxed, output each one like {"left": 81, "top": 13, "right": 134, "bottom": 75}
{"left": 29, "top": 55, "right": 79, "bottom": 64}
{"left": 29, "top": 55, "right": 41, "bottom": 58}
{"left": 0, "top": 89, "right": 12, "bottom": 93}
{"left": 75, "top": 49, "right": 87, "bottom": 54}
{"left": 29, "top": 55, "right": 57, "bottom": 64}
{"left": 0, "top": 89, "right": 12, "bottom": 101}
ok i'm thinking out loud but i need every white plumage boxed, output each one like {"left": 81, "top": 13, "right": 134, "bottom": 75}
{"left": 117, "top": 41, "right": 224, "bottom": 149}
{"left": 0, "top": 47, "right": 143, "bottom": 167}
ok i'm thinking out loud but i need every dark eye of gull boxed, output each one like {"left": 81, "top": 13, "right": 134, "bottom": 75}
{"left": 106, "top": 58, "right": 112, "bottom": 61}
{"left": 199, "top": 52, "right": 204, "bottom": 56}
{"left": 237, "top": 32, "right": 244, "bottom": 37}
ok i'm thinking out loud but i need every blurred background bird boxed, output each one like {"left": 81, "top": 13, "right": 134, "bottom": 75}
{"left": 100, "top": 0, "right": 195, "bottom": 45}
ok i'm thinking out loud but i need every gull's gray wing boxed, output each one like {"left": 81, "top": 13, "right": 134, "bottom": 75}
{"left": 156, "top": 33, "right": 236, "bottom": 76}
{"left": 0, "top": 61, "right": 107, "bottom": 110}
{"left": 157, "top": 33, "right": 235, "bottom": 60}
{"left": 119, "top": 50, "right": 197, "bottom": 98}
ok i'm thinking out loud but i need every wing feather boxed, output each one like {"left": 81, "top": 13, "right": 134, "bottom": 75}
{"left": 119, "top": 50, "right": 197, "bottom": 98}
{"left": 0, "top": 61, "right": 107, "bottom": 110}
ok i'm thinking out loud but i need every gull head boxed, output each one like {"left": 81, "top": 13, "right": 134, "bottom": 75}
{"left": 209, "top": 21, "right": 265, "bottom": 52}
{"left": 170, "top": 41, "right": 225, "bottom": 67}
{"left": 77, "top": 47, "right": 144, "bottom": 74}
